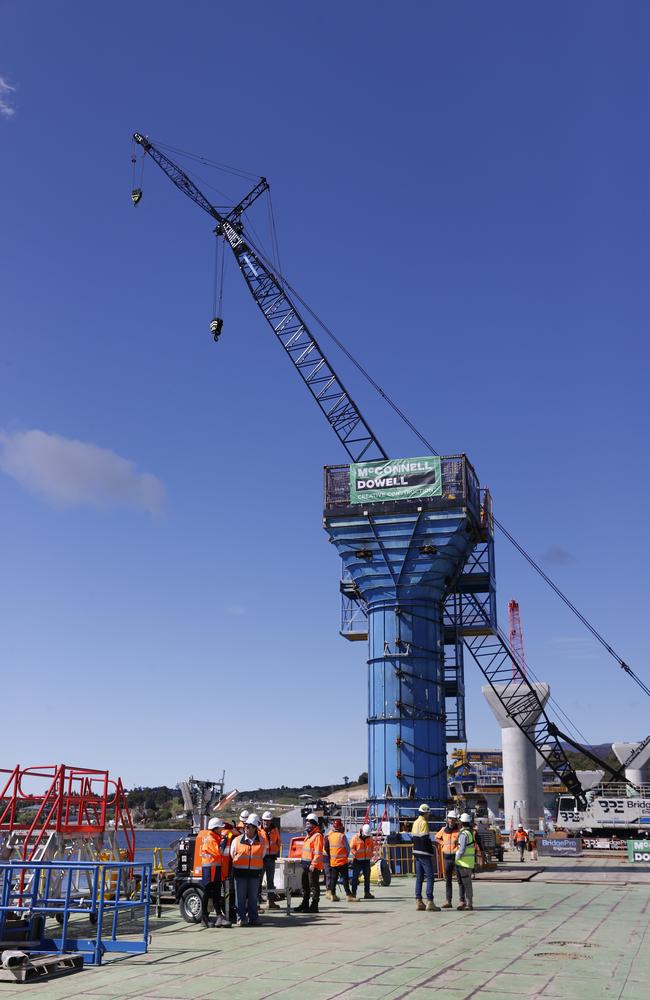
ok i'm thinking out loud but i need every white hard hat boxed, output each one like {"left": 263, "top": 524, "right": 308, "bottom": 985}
{"left": 207, "top": 817, "right": 222, "bottom": 830}
{"left": 518, "top": 823, "right": 524, "bottom": 828}
{"left": 418, "top": 803, "right": 430, "bottom": 813}
{"left": 239, "top": 810, "right": 249, "bottom": 821}
{"left": 447, "top": 810, "right": 458, "bottom": 819}
{"left": 306, "top": 812, "right": 318, "bottom": 823}
{"left": 246, "top": 813, "right": 261, "bottom": 828}
{"left": 262, "top": 811, "right": 273, "bottom": 821}
{"left": 361, "top": 824, "right": 371, "bottom": 836}
{"left": 460, "top": 812, "right": 472, "bottom": 823}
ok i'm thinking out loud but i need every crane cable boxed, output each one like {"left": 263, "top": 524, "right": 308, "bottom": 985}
{"left": 144, "top": 142, "right": 647, "bottom": 705}
{"left": 243, "top": 226, "right": 650, "bottom": 703}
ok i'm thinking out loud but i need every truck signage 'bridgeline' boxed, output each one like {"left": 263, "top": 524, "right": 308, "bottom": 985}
{"left": 349, "top": 456, "right": 442, "bottom": 505}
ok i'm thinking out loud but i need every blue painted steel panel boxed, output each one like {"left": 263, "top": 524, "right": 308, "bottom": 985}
{"left": 325, "top": 508, "right": 477, "bottom": 822}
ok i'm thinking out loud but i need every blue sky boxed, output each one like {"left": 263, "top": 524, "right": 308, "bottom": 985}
{"left": 1, "top": 1, "right": 648, "bottom": 790}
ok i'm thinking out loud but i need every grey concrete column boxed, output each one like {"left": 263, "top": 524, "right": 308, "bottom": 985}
{"left": 483, "top": 682, "right": 550, "bottom": 831}
{"left": 612, "top": 741, "right": 650, "bottom": 788}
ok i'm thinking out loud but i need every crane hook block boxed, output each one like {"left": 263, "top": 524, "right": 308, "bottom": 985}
{"left": 210, "top": 317, "right": 224, "bottom": 342}
{"left": 131, "top": 188, "right": 143, "bottom": 207}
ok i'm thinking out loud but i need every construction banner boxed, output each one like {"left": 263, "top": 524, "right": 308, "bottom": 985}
{"left": 349, "top": 456, "right": 442, "bottom": 505}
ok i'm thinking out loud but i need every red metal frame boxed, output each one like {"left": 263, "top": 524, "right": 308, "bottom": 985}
{"left": 0, "top": 765, "right": 135, "bottom": 861}
{"left": 508, "top": 600, "right": 526, "bottom": 679}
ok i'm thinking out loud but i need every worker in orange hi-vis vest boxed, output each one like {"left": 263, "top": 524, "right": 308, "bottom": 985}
{"left": 435, "top": 810, "right": 465, "bottom": 909}
{"left": 325, "top": 817, "right": 352, "bottom": 902}
{"left": 260, "top": 811, "right": 281, "bottom": 909}
{"left": 513, "top": 824, "right": 529, "bottom": 862}
{"left": 349, "top": 824, "right": 375, "bottom": 901}
{"left": 230, "top": 813, "right": 267, "bottom": 926}
{"left": 193, "top": 817, "right": 229, "bottom": 928}
{"left": 295, "top": 813, "right": 325, "bottom": 914}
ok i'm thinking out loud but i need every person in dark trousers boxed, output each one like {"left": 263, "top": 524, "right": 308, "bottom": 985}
{"left": 514, "top": 824, "right": 529, "bottom": 861}
{"left": 260, "top": 811, "right": 281, "bottom": 909}
{"left": 325, "top": 817, "right": 352, "bottom": 901}
{"left": 192, "top": 817, "right": 229, "bottom": 928}
{"left": 230, "top": 813, "right": 266, "bottom": 926}
{"left": 411, "top": 803, "right": 440, "bottom": 911}
{"left": 455, "top": 812, "right": 476, "bottom": 910}
{"left": 295, "top": 813, "right": 325, "bottom": 913}
{"left": 350, "top": 824, "right": 374, "bottom": 899}
{"left": 435, "top": 810, "right": 465, "bottom": 909}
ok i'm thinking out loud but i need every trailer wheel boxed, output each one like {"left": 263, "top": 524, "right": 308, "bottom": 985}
{"left": 179, "top": 886, "right": 204, "bottom": 924}
{"left": 379, "top": 859, "right": 391, "bottom": 886}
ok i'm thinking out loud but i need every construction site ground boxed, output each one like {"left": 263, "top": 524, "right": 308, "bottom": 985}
{"left": 0, "top": 854, "right": 648, "bottom": 999}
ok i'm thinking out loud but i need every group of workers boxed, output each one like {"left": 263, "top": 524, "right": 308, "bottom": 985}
{"left": 193, "top": 803, "right": 529, "bottom": 926}
{"left": 411, "top": 804, "right": 480, "bottom": 911}
{"left": 192, "top": 809, "right": 377, "bottom": 927}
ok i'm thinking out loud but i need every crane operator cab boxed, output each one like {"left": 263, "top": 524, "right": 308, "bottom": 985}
{"left": 210, "top": 317, "right": 224, "bottom": 342}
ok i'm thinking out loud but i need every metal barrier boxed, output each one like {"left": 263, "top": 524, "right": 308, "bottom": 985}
{"left": 0, "top": 860, "right": 151, "bottom": 966}
{"left": 384, "top": 842, "right": 443, "bottom": 877}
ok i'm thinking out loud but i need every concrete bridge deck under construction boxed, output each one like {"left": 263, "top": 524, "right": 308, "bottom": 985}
{"left": 0, "top": 855, "right": 648, "bottom": 1000}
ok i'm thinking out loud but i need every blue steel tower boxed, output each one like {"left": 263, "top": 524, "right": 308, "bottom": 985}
{"left": 324, "top": 455, "right": 482, "bottom": 823}
{"left": 134, "top": 133, "right": 601, "bottom": 821}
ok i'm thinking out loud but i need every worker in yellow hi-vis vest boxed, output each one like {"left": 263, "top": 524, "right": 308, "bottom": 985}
{"left": 455, "top": 812, "right": 476, "bottom": 911}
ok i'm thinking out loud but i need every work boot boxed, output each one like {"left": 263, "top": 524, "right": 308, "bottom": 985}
{"left": 331, "top": 892, "right": 340, "bottom": 902}
{"left": 347, "top": 895, "right": 357, "bottom": 902}
{"left": 465, "top": 904, "right": 474, "bottom": 911}
{"left": 214, "top": 915, "right": 231, "bottom": 927}
{"left": 442, "top": 902, "right": 452, "bottom": 909}
{"left": 426, "top": 901, "right": 441, "bottom": 912}
{"left": 294, "top": 898, "right": 310, "bottom": 913}
{"left": 416, "top": 898, "right": 426, "bottom": 911}
{"left": 457, "top": 902, "right": 467, "bottom": 910}
{"left": 324, "top": 890, "right": 334, "bottom": 901}
{"left": 308, "top": 898, "right": 319, "bottom": 913}
{"left": 364, "top": 892, "right": 375, "bottom": 900}
{"left": 267, "top": 899, "right": 280, "bottom": 910}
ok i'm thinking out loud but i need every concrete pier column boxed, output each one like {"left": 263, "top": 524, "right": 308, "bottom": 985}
{"left": 612, "top": 741, "right": 650, "bottom": 788}
{"left": 482, "top": 682, "right": 550, "bottom": 831}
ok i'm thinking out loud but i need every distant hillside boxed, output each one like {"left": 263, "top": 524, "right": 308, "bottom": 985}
{"left": 563, "top": 743, "right": 619, "bottom": 773}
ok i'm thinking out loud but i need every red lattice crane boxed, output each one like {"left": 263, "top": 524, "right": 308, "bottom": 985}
{"left": 508, "top": 599, "right": 526, "bottom": 678}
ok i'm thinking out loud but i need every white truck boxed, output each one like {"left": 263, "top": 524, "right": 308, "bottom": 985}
{"left": 557, "top": 784, "right": 650, "bottom": 849}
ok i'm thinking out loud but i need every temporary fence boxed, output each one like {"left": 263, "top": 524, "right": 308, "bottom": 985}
{"left": 0, "top": 860, "right": 151, "bottom": 966}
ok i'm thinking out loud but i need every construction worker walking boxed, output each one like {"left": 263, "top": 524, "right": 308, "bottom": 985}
{"left": 350, "top": 824, "right": 374, "bottom": 900}
{"left": 193, "top": 817, "right": 228, "bottom": 928}
{"left": 230, "top": 813, "right": 266, "bottom": 926}
{"left": 295, "top": 813, "right": 325, "bottom": 913}
{"left": 261, "top": 811, "right": 281, "bottom": 909}
{"left": 514, "top": 824, "right": 529, "bottom": 861}
{"left": 435, "top": 810, "right": 465, "bottom": 909}
{"left": 325, "top": 817, "right": 352, "bottom": 901}
{"left": 411, "top": 804, "right": 440, "bottom": 911}
{"left": 455, "top": 812, "right": 476, "bottom": 911}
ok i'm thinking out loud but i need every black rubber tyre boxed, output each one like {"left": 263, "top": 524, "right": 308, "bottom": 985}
{"left": 179, "top": 885, "right": 204, "bottom": 924}
{"left": 379, "top": 859, "right": 391, "bottom": 886}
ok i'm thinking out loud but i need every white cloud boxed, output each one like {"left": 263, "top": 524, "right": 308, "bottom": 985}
{"left": 0, "top": 76, "right": 16, "bottom": 118}
{"left": 0, "top": 429, "right": 165, "bottom": 514}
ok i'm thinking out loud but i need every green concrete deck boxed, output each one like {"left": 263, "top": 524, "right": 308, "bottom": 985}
{"left": 0, "top": 856, "right": 648, "bottom": 999}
